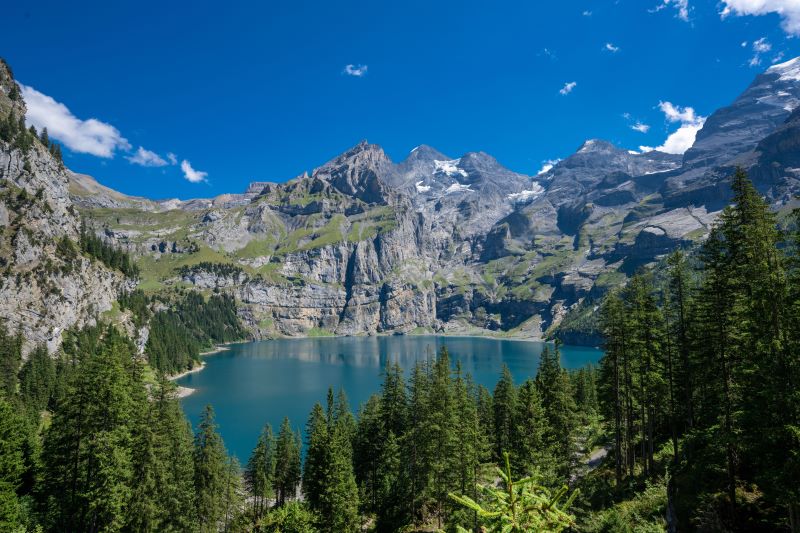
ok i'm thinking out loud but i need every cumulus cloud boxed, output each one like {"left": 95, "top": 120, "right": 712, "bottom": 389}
{"left": 749, "top": 37, "right": 772, "bottom": 66}
{"left": 721, "top": 0, "right": 800, "bottom": 36}
{"left": 631, "top": 121, "right": 651, "bottom": 133}
{"left": 653, "top": 0, "right": 690, "bottom": 21}
{"left": 536, "top": 159, "right": 561, "bottom": 176}
{"left": 343, "top": 64, "right": 368, "bottom": 77}
{"left": 20, "top": 84, "right": 130, "bottom": 158}
{"left": 605, "top": 42, "right": 620, "bottom": 52}
{"left": 167, "top": 152, "right": 178, "bottom": 165}
{"left": 641, "top": 101, "right": 706, "bottom": 154}
{"left": 559, "top": 81, "right": 577, "bottom": 95}
{"left": 126, "top": 146, "right": 168, "bottom": 167}
{"left": 181, "top": 160, "right": 208, "bottom": 183}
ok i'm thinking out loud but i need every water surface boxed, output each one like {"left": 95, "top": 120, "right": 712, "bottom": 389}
{"left": 177, "top": 335, "right": 602, "bottom": 461}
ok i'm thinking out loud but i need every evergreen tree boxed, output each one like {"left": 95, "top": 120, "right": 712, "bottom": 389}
{"left": 246, "top": 423, "right": 276, "bottom": 523}
{"left": 535, "top": 344, "right": 577, "bottom": 478}
{"left": 193, "top": 405, "right": 229, "bottom": 531}
{"left": 302, "top": 403, "right": 328, "bottom": 511}
{"left": 18, "top": 345, "right": 55, "bottom": 414}
{"left": 492, "top": 364, "right": 517, "bottom": 460}
{"left": 0, "top": 398, "right": 24, "bottom": 530}
{"left": 274, "top": 417, "right": 301, "bottom": 506}
{"left": 511, "top": 379, "right": 549, "bottom": 479}
{"left": 0, "top": 326, "right": 22, "bottom": 399}
{"left": 40, "top": 327, "right": 138, "bottom": 532}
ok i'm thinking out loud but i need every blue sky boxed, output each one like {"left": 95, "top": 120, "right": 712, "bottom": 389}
{"left": 2, "top": 0, "right": 800, "bottom": 199}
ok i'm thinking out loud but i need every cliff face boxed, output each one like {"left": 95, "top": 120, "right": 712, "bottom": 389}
{"left": 8, "top": 56, "right": 800, "bottom": 346}
{"left": 0, "top": 60, "right": 126, "bottom": 354}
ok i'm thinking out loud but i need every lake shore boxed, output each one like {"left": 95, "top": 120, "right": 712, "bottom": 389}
{"left": 169, "top": 344, "right": 233, "bottom": 398}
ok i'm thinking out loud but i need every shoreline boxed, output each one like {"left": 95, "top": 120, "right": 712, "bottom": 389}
{"left": 168, "top": 344, "right": 233, "bottom": 399}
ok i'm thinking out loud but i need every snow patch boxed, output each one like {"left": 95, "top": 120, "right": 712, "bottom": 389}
{"left": 410, "top": 146, "right": 419, "bottom": 153}
{"left": 444, "top": 183, "right": 473, "bottom": 194}
{"left": 434, "top": 159, "right": 468, "bottom": 178}
{"left": 415, "top": 180, "right": 431, "bottom": 193}
{"left": 767, "top": 56, "right": 800, "bottom": 82}
{"left": 507, "top": 182, "right": 545, "bottom": 203}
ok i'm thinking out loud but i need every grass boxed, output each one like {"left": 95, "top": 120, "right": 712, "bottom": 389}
{"left": 305, "top": 327, "right": 334, "bottom": 337}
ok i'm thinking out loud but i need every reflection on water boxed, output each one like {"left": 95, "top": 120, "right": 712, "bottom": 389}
{"left": 177, "top": 336, "right": 602, "bottom": 461}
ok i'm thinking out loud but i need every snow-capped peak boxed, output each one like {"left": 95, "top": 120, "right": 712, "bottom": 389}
{"left": 767, "top": 56, "right": 800, "bottom": 82}
{"left": 433, "top": 159, "right": 468, "bottom": 178}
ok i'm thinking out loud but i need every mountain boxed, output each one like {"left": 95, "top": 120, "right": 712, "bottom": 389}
{"left": 0, "top": 59, "right": 127, "bottom": 354}
{"left": 3, "top": 56, "right": 800, "bottom": 350}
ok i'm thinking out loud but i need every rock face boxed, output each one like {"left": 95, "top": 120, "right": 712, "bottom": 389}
{"left": 0, "top": 59, "right": 126, "bottom": 354}
{"left": 10, "top": 56, "right": 800, "bottom": 346}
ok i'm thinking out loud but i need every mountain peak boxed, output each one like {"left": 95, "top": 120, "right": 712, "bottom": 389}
{"left": 766, "top": 56, "right": 800, "bottom": 82}
{"left": 577, "top": 139, "right": 618, "bottom": 153}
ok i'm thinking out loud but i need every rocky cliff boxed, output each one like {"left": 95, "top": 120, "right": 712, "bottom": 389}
{"left": 7, "top": 56, "right": 800, "bottom": 346}
{"left": 0, "top": 59, "right": 127, "bottom": 354}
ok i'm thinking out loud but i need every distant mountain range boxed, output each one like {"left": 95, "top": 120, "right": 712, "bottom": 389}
{"left": 2, "top": 56, "right": 800, "bottom": 352}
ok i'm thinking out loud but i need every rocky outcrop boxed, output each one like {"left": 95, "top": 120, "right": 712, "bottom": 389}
{"left": 45, "top": 57, "right": 800, "bottom": 344}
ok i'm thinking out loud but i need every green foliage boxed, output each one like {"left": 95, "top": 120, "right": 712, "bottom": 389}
{"left": 448, "top": 452, "right": 578, "bottom": 532}
{"left": 596, "top": 169, "right": 800, "bottom": 531}
{"left": 246, "top": 424, "right": 277, "bottom": 524}
{"left": 79, "top": 220, "right": 139, "bottom": 278}
{"left": 193, "top": 405, "right": 229, "bottom": 531}
{"left": 0, "top": 398, "right": 25, "bottom": 530}
{"left": 274, "top": 417, "right": 302, "bottom": 507}
{"left": 0, "top": 325, "right": 22, "bottom": 399}
{"left": 259, "top": 501, "right": 318, "bottom": 532}
{"left": 145, "top": 291, "right": 244, "bottom": 375}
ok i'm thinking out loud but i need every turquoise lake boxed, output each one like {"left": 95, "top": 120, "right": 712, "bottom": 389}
{"left": 176, "top": 335, "right": 603, "bottom": 461}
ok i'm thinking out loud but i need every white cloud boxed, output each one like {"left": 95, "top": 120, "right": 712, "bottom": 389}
{"left": 721, "top": 0, "right": 800, "bottom": 36}
{"left": 642, "top": 101, "right": 706, "bottom": 154}
{"left": 583, "top": 10, "right": 592, "bottom": 16}
{"left": 741, "top": 40, "right": 748, "bottom": 47}
{"left": 605, "top": 42, "right": 620, "bottom": 52}
{"left": 631, "top": 121, "right": 651, "bottom": 133}
{"left": 126, "top": 146, "right": 168, "bottom": 167}
{"left": 772, "top": 51, "right": 786, "bottom": 63}
{"left": 180, "top": 160, "right": 208, "bottom": 183}
{"left": 536, "top": 159, "right": 561, "bottom": 175}
{"left": 753, "top": 37, "right": 772, "bottom": 53}
{"left": 167, "top": 152, "right": 178, "bottom": 165}
{"left": 748, "top": 37, "right": 772, "bottom": 66}
{"left": 654, "top": 0, "right": 690, "bottom": 21}
{"left": 559, "top": 81, "right": 577, "bottom": 95}
{"left": 343, "top": 64, "right": 368, "bottom": 77}
{"left": 19, "top": 84, "right": 130, "bottom": 158}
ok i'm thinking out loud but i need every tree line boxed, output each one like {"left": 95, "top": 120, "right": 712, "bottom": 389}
{"left": 0, "top": 315, "right": 587, "bottom": 532}
{"left": 597, "top": 169, "right": 800, "bottom": 530}
{"left": 79, "top": 220, "right": 140, "bottom": 278}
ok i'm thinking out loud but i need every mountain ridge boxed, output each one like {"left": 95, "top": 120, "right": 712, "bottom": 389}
{"left": 3, "top": 56, "right": 800, "bottom": 351}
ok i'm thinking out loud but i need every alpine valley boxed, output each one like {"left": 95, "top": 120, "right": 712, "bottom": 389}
{"left": 4, "top": 55, "right": 800, "bottom": 354}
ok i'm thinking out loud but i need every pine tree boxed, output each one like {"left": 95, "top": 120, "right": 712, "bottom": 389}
{"left": 492, "top": 364, "right": 517, "bottom": 461}
{"left": 0, "top": 326, "right": 22, "bottom": 399}
{"left": 535, "top": 345, "right": 577, "bottom": 479}
{"left": 246, "top": 424, "right": 276, "bottom": 523}
{"left": 40, "top": 327, "right": 138, "bottom": 532}
{"left": 193, "top": 405, "right": 229, "bottom": 531}
{"left": 511, "top": 379, "right": 549, "bottom": 479}
{"left": 302, "top": 404, "right": 328, "bottom": 511}
{"left": 18, "top": 345, "right": 55, "bottom": 414}
{"left": 151, "top": 378, "right": 197, "bottom": 531}
{"left": 274, "top": 417, "right": 301, "bottom": 506}
{"left": 0, "top": 398, "right": 24, "bottom": 530}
